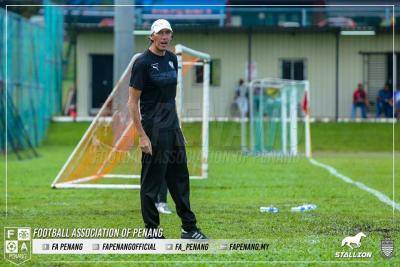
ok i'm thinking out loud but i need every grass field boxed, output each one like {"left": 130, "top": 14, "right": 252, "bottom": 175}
{"left": 1, "top": 122, "right": 400, "bottom": 265}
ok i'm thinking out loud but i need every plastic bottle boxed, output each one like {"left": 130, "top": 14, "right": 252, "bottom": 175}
{"left": 291, "top": 204, "right": 317, "bottom": 212}
{"left": 260, "top": 206, "right": 279, "bottom": 213}
{"left": 305, "top": 204, "right": 317, "bottom": 210}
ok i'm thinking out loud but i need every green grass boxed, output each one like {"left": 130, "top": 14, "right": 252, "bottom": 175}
{"left": 1, "top": 122, "right": 400, "bottom": 265}
{"left": 42, "top": 121, "right": 400, "bottom": 151}
{"left": 310, "top": 123, "right": 399, "bottom": 152}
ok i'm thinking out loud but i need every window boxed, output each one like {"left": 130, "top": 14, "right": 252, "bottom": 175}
{"left": 280, "top": 59, "right": 307, "bottom": 80}
{"left": 194, "top": 59, "right": 221, "bottom": 86}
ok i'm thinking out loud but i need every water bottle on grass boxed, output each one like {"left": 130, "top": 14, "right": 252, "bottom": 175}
{"left": 260, "top": 206, "right": 279, "bottom": 213}
{"left": 291, "top": 204, "right": 317, "bottom": 212}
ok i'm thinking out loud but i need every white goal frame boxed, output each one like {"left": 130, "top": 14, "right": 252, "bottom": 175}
{"left": 241, "top": 78, "right": 311, "bottom": 158}
{"left": 52, "top": 44, "right": 210, "bottom": 189}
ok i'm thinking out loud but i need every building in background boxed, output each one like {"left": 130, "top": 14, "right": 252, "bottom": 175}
{"left": 68, "top": 3, "right": 398, "bottom": 119}
{"left": 6, "top": 1, "right": 393, "bottom": 119}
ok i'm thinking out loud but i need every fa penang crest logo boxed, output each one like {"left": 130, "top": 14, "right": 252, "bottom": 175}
{"left": 381, "top": 238, "right": 394, "bottom": 259}
{"left": 335, "top": 232, "right": 372, "bottom": 258}
{"left": 4, "top": 227, "right": 32, "bottom": 265}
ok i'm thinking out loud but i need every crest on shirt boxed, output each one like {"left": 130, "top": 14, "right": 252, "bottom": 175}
{"left": 169, "top": 61, "right": 175, "bottom": 69}
{"left": 151, "top": 63, "right": 159, "bottom": 71}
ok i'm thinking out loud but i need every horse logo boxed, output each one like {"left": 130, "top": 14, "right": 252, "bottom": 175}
{"left": 341, "top": 232, "right": 367, "bottom": 249}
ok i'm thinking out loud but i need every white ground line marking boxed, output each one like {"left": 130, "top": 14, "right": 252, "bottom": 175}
{"left": 309, "top": 158, "right": 400, "bottom": 211}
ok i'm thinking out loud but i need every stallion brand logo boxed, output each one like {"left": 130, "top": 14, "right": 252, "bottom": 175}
{"left": 335, "top": 232, "right": 372, "bottom": 258}
{"left": 341, "top": 232, "right": 366, "bottom": 249}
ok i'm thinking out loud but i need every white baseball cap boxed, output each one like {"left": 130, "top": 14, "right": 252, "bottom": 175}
{"left": 150, "top": 19, "right": 173, "bottom": 34}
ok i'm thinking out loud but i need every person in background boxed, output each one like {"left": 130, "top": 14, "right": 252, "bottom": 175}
{"left": 155, "top": 180, "right": 172, "bottom": 214}
{"left": 234, "top": 79, "right": 249, "bottom": 117}
{"left": 351, "top": 83, "right": 368, "bottom": 119}
{"left": 376, "top": 82, "right": 393, "bottom": 118}
{"left": 395, "top": 86, "right": 400, "bottom": 120}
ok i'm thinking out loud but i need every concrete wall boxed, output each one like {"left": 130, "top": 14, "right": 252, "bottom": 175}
{"left": 173, "top": 32, "right": 248, "bottom": 119}
{"left": 76, "top": 33, "right": 114, "bottom": 117}
{"left": 76, "top": 30, "right": 396, "bottom": 118}
{"left": 252, "top": 32, "right": 336, "bottom": 118}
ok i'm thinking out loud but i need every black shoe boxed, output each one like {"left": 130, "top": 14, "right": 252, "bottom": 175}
{"left": 181, "top": 228, "right": 208, "bottom": 239}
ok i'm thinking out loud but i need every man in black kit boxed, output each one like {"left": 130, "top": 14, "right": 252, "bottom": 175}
{"left": 128, "top": 19, "right": 207, "bottom": 239}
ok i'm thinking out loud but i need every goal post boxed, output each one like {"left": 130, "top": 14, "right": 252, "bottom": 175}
{"left": 242, "top": 78, "right": 311, "bottom": 157}
{"left": 175, "top": 44, "right": 210, "bottom": 179}
{"left": 52, "top": 53, "right": 142, "bottom": 190}
{"left": 52, "top": 45, "right": 211, "bottom": 189}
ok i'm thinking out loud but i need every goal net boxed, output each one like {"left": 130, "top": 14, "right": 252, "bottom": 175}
{"left": 241, "top": 78, "right": 311, "bottom": 157}
{"left": 52, "top": 44, "right": 210, "bottom": 189}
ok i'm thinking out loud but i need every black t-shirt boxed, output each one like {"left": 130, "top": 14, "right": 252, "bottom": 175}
{"left": 129, "top": 49, "right": 179, "bottom": 132}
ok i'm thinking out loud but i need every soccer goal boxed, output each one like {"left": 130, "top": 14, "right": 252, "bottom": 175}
{"left": 51, "top": 44, "right": 210, "bottom": 189}
{"left": 241, "top": 78, "right": 311, "bottom": 157}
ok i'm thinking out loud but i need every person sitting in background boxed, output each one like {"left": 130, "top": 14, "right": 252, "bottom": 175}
{"left": 376, "top": 83, "right": 393, "bottom": 118}
{"left": 395, "top": 87, "right": 400, "bottom": 120}
{"left": 351, "top": 83, "right": 368, "bottom": 119}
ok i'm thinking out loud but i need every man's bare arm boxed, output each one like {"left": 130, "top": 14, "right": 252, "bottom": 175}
{"left": 128, "top": 87, "right": 152, "bottom": 154}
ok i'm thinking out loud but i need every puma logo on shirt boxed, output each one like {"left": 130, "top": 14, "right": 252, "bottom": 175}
{"left": 151, "top": 63, "right": 159, "bottom": 71}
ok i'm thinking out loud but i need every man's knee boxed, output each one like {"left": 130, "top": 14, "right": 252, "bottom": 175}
{"left": 140, "top": 188, "right": 158, "bottom": 201}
